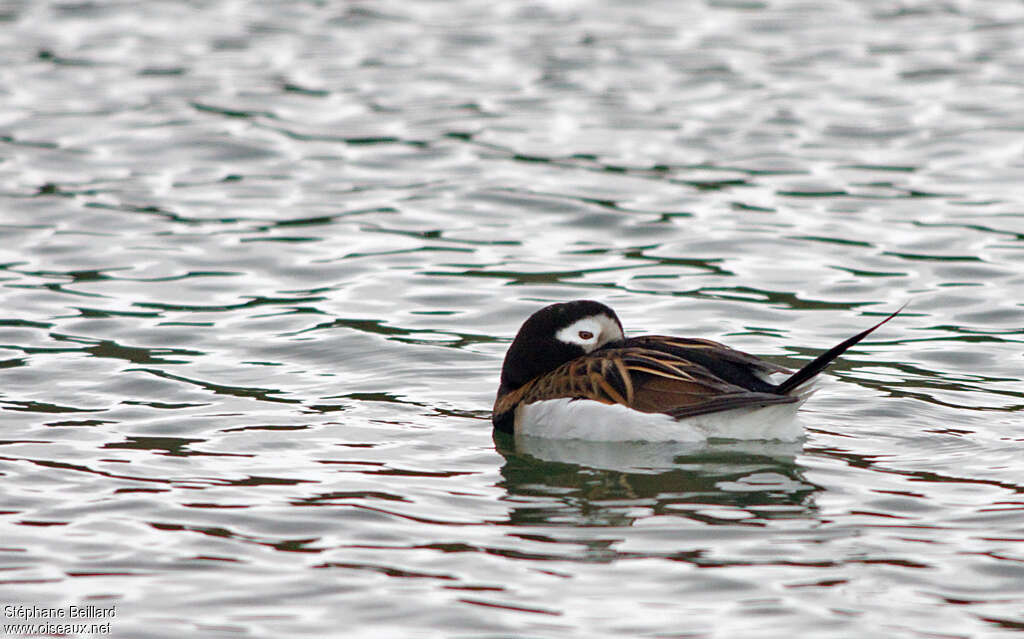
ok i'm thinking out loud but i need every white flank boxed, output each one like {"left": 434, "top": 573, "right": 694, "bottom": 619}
{"left": 515, "top": 396, "right": 808, "bottom": 442}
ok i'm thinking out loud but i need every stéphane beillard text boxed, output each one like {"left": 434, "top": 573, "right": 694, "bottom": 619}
{"left": 3, "top": 604, "right": 116, "bottom": 619}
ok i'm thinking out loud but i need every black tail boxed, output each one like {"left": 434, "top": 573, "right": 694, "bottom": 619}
{"left": 775, "top": 305, "right": 905, "bottom": 395}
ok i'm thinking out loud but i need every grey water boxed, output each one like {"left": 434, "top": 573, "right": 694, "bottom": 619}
{"left": 0, "top": 1, "right": 1023, "bottom": 637}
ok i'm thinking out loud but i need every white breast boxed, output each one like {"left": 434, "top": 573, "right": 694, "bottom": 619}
{"left": 514, "top": 397, "right": 807, "bottom": 442}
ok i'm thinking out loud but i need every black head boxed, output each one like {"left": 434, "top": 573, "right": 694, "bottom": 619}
{"left": 497, "top": 300, "right": 625, "bottom": 394}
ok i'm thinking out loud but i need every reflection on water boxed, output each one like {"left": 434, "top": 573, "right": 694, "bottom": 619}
{"left": 498, "top": 433, "right": 817, "bottom": 531}
{"left": 1, "top": 0, "right": 1024, "bottom": 637}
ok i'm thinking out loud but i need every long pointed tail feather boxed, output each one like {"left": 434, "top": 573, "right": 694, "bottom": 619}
{"left": 775, "top": 304, "right": 905, "bottom": 396}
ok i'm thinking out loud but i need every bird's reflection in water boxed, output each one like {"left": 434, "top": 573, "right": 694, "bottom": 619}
{"left": 494, "top": 431, "right": 820, "bottom": 530}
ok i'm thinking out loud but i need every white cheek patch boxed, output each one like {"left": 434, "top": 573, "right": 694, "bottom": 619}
{"left": 555, "top": 318, "right": 599, "bottom": 348}
{"left": 595, "top": 314, "right": 625, "bottom": 344}
{"left": 555, "top": 315, "right": 624, "bottom": 352}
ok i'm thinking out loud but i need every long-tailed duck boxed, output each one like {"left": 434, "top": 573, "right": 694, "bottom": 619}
{"left": 492, "top": 300, "right": 901, "bottom": 441}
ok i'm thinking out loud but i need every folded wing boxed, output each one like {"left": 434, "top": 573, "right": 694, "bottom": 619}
{"left": 492, "top": 343, "right": 797, "bottom": 422}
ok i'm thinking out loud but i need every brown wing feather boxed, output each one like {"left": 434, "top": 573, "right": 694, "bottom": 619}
{"left": 492, "top": 346, "right": 795, "bottom": 422}
{"left": 627, "top": 336, "right": 791, "bottom": 375}
{"left": 620, "top": 349, "right": 796, "bottom": 416}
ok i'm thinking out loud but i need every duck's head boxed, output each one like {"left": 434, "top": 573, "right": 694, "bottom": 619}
{"left": 498, "top": 300, "right": 625, "bottom": 393}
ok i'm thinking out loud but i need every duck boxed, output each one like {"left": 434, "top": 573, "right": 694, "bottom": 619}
{"left": 492, "top": 300, "right": 901, "bottom": 442}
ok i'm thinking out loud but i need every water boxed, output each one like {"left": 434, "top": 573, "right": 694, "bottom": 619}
{"left": 0, "top": 0, "right": 1022, "bottom": 636}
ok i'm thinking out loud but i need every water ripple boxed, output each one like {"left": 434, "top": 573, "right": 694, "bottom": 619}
{"left": 1, "top": 0, "right": 1023, "bottom": 637}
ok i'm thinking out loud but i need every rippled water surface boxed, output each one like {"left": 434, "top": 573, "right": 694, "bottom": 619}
{"left": 1, "top": 1, "right": 1023, "bottom": 637}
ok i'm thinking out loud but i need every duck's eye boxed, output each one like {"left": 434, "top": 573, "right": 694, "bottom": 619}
{"left": 578, "top": 330, "right": 594, "bottom": 340}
